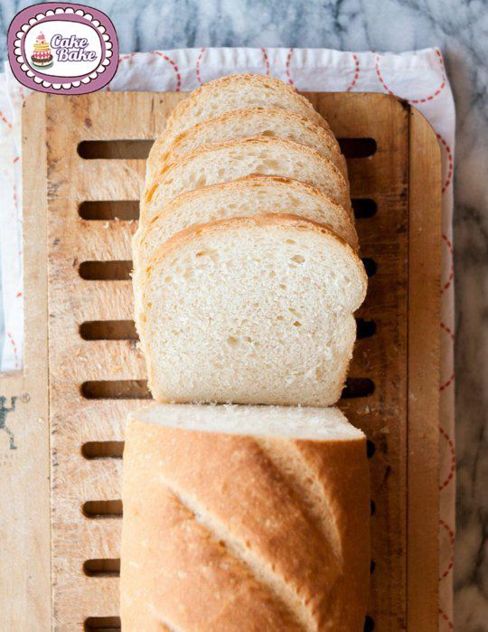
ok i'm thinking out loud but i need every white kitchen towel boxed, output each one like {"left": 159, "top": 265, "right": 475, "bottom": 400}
{"left": 0, "top": 47, "right": 455, "bottom": 628}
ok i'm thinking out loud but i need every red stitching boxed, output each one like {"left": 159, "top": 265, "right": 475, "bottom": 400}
{"left": 442, "top": 233, "right": 454, "bottom": 292}
{"left": 6, "top": 331, "right": 19, "bottom": 369}
{"left": 12, "top": 179, "right": 18, "bottom": 212}
{"left": 439, "top": 427, "right": 456, "bottom": 490}
{"left": 104, "top": 54, "right": 137, "bottom": 93}
{"left": 285, "top": 48, "right": 295, "bottom": 86}
{"left": 440, "top": 372, "right": 455, "bottom": 392}
{"left": 439, "top": 518, "right": 455, "bottom": 580}
{"left": 119, "top": 53, "right": 136, "bottom": 63}
{"left": 196, "top": 47, "right": 206, "bottom": 85}
{"left": 437, "top": 132, "right": 454, "bottom": 193}
{"left": 0, "top": 110, "right": 12, "bottom": 129}
{"left": 153, "top": 52, "right": 182, "bottom": 91}
{"left": 439, "top": 607, "right": 454, "bottom": 630}
{"left": 440, "top": 321, "right": 455, "bottom": 341}
{"left": 261, "top": 47, "right": 270, "bottom": 76}
{"left": 375, "top": 49, "right": 446, "bottom": 104}
{"left": 346, "top": 54, "right": 360, "bottom": 91}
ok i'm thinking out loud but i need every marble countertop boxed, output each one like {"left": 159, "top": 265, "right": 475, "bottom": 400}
{"left": 1, "top": 0, "right": 487, "bottom": 629}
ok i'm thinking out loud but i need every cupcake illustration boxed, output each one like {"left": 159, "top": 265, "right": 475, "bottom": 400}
{"left": 31, "top": 32, "right": 53, "bottom": 69}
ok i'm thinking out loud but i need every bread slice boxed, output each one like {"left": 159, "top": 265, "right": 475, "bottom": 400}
{"left": 121, "top": 403, "right": 370, "bottom": 632}
{"left": 143, "top": 137, "right": 351, "bottom": 222}
{"left": 167, "top": 73, "right": 335, "bottom": 136}
{"left": 136, "top": 215, "right": 367, "bottom": 407}
{"left": 134, "top": 176, "right": 358, "bottom": 280}
{"left": 147, "top": 73, "right": 338, "bottom": 179}
{"left": 147, "top": 107, "right": 347, "bottom": 180}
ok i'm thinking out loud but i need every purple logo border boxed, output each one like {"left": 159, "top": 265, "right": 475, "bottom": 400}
{"left": 7, "top": 2, "right": 119, "bottom": 95}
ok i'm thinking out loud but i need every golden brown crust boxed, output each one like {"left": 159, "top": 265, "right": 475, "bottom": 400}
{"left": 121, "top": 422, "right": 303, "bottom": 631}
{"left": 121, "top": 416, "right": 370, "bottom": 631}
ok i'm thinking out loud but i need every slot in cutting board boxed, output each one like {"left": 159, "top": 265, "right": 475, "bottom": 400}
{"left": 20, "top": 91, "right": 441, "bottom": 631}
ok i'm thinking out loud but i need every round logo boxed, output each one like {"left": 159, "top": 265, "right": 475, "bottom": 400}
{"left": 8, "top": 3, "right": 119, "bottom": 94}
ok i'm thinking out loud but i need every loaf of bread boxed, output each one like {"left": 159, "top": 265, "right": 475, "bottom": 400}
{"left": 136, "top": 215, "right": 367, "bottom": 407}
{"left": 146, "top": 73, "right": 339, "bottom": 178}
{"left": 147, "top": 106, "right": 347, "bottom": 179}
{"left": 120, "top": 403, "right": 370, "bottom": 632}
{"left": 126, "top": 75, "right": 371, "bottom": 629}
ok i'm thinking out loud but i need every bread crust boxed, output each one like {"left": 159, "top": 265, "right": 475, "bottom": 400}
{"left": 121, "top": 414, "right": 370, "bottom": 631}
{"left": 147, "top": 106, "right": 346, "bottom": 179}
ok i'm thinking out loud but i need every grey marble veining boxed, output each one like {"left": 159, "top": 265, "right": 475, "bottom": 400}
{"left": 1, "top": 0, "right": 487, "bottom": 629}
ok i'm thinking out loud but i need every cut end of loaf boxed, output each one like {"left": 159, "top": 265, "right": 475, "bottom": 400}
{"left": 128, "top": 403, "right": 365, "bottom": 441}
{"left": 138, "top": 215, "right": 367, "bottom": 407}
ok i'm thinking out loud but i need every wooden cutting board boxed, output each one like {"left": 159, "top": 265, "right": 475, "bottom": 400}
{"left": 1, "top": 90, "right": 441, "bottom": 631}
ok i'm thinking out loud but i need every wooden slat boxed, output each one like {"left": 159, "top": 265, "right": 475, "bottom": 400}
{"left": 75, "top": 160, "right": 145, "bottom": 200}
{"left": 407, "top": 109, "right": 442, "bottom": 630}
{"left": 0, "top": 94, "right": 51, "bottom": 631}
{"left": 76, "top": 220, "right": 137, "bottom": 259}
{"left": 57, "top": 340, "right": 146, "bottom": 381}
{"left": 318, "top": 93, "right": 410, "bottom": 629}
{"left": 37, "top": 91, "right": 441, "bottom": 631}
{"left": 55, "top": 280, "right": 135, "bottom": 321}
{"left": 52, "top": 574, "right": 120, "bottom": 625}
{"left": 56, "top": 456, "right": 123, "bottom": 501}
{"left": 55, "top": 520, "right": 122, "bottom": 559}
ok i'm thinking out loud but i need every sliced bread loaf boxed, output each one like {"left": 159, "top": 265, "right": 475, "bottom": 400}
{"left": 136, "top": 215, "right": 367, "bottom": 407}
{"left": 143, "top": 137, "right": 351, "bottom": 222}
{"left": 147, "top": 107, "right": 347, "bottom": 179}
{"left": 121, "top": 403, "right": 370, "bottom": 632}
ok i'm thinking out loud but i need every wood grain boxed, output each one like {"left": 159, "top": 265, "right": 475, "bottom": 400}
{"left": 15, "top": 91, "right": 442, "bottom": 631}
{"left": 407, "top": 109, "right": 442, "bottom": 630}
{"left": 313, "top": 93, "right": 410, "bottom": 629}
{"left": 0, "top": 94, "right": 51, "bottom": 630}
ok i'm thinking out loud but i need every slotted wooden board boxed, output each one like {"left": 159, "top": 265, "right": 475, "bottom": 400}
{"left": 22, "top": 91, "right": 441, "bottom": 631}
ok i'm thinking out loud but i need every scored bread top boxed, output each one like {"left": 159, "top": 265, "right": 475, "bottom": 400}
{"left": 147, "top": 106, "right": 347, "bottom": 180}
{"left": 121, "top": 409, "right": 370, "bottom": 631}
{"left": 143, "top": 136, "right": 351, "bottom": 222}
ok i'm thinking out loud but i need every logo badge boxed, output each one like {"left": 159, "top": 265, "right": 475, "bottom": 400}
{"left": 8, "top": 2, "right": 119, "bottom": 94}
